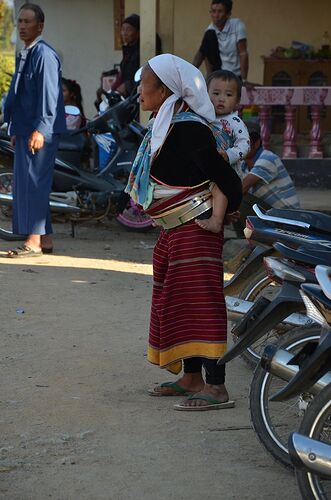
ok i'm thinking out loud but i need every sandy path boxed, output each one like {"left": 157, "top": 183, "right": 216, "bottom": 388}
{"left": 0, "top": 221, "right": 299, "bottom": 499}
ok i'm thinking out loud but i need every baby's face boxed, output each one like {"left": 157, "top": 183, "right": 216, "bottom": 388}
{"left": 208, "top": 78, "right": 239, "bottom": 116}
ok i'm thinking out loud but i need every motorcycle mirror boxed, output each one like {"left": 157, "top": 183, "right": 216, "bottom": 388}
{"left": 134, "top": 67, "right": 143, "bottom": 83}
{"left": 101, "top": 93, "right": 109, "bottom": 104}
{"left": 99, "top": 101, "right": 108, "bottom": 112}
{"left": 65, "top": 105, "right": 80, "bottom": 116}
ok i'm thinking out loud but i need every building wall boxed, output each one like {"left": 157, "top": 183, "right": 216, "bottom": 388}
{"left": 15, "top": 0, "right": 122, "bottom": 117}
{"left": 125, "top": 0, "right": 139, "bottom": 17}
{"left": 121, "top": 0, "right": 331, "bottom": 84}
{"left": 174, "top": 0, "right": 331, "bottom": 83}
{"left": 13, "top": 0, "right": 331, "bottom": 115}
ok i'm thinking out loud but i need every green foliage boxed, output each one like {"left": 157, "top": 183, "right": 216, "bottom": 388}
{"left": 0, "top": 0, "right": 14, "bottom": 51}
{"left": 313, "top": 47, "right": 331, "bottom": 59}
{"left": 0, "top": 1, "right": 15, "bottom": 111}
{"left": 0, "top": 52, "right": 14, "bottom": 111}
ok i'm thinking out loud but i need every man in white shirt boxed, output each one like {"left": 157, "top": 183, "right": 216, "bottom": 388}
{"left": 193, "top": 0, "right": 249, "bottom": 82}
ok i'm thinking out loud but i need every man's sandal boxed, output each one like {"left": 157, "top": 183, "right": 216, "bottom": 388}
{"left": 7, "top": 245, "right": 43, "bottom": 258}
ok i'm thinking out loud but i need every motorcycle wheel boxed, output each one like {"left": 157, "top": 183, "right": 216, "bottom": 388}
{"left": 249, "top": 327, "right": 321, "bottom": 469}
{"left": 0, "top": 170, "right": 24, "bottom": 241}
{"left": 116, "top": 198, "right": 154, "bottom": 231}
{"left": 295, "top": 384, "right": 331, "bottom": 500}
{"left": 232, "top": 269, "right": 283, "bottom": 368}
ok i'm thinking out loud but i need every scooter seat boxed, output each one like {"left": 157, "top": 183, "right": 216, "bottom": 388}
{"left": 58, "top": 134, "right": 87, "bottom": 152}
{"left": 267, "top": 207, "right": 331, "bottom": 234}
{"left": 274, "top": 242, "right": 331, "bottom": 267}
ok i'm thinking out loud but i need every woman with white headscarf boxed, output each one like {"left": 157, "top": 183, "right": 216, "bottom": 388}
{"left": 126, "top": 54, "right": 242, "bottom": 411}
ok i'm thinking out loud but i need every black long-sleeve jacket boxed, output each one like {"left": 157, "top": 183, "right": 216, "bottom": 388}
{"left": 120, "top": 42, "right": 139, "bottom": 95}
{"left": 150, "top": 121, "right": 242, "bottom": 212}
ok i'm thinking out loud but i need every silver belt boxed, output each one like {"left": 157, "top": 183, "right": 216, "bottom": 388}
{"left": 151, "top": 193, "right": 212, "bottom": 230}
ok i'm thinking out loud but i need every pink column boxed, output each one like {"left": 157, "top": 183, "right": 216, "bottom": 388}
{"left": 309, "top": 105, "right": 323, "bottom": 158}
{"left": 259, "top": 106, "right": 271, "bottom": 150}
{"left": 282, "top": 105, "right": 297, "bottom": 158}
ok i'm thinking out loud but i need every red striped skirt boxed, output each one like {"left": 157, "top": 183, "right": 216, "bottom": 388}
{"left": 148, "top": 220, "right": 227, "bottom": 374}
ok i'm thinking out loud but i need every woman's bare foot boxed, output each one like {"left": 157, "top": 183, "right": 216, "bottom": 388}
{"left": 151, "top": 373, "right": 204, "bottom": 396}
{"left": 180, "top": 383, "right": 229, "bottom": 408}
{"left": 195, "top": 216, "right": 222, "bottom": 234}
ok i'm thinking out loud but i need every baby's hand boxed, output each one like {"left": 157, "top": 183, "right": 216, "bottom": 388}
{"left": 219, "top": 150, "right": 229, "bottom": 162}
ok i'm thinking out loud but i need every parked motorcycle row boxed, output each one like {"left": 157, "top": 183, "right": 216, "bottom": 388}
{"left": 0, "top": 90, "right": 153, "bottom": 241}
{"left": 223, "top": 203, "right": 331, "bottom": 499}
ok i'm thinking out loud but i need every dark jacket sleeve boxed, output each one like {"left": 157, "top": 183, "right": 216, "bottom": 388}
{"left": 180, "top": 122, "right": 243, "bottom": 212}
{"left": 120, "top": 44, "right": 139, "bottom": 96}
{"left": 199, "top": 30, "right": 222, "bottom": 71}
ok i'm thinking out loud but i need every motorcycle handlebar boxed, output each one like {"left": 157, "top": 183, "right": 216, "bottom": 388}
{"left": 68, "top": 92, "right": 139, "bottom": 137}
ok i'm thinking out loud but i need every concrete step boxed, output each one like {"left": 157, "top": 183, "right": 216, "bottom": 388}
{"left": 283, "top": 158, "right": 331, "bottom": 189}
{"left": 297, "top": 188, "right": 330, "bottom": 212}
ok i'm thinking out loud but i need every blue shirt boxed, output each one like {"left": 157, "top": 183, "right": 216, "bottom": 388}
{"left": 241, "top": 147, "right": 300, "bottom": 208}
{"left": 4, "top": 40, "right": 66, "bottom": 136}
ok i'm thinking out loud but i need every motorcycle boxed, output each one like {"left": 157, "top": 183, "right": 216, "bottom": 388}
{"left": 246, "top": 256, "right": 331, "bottom": 471}
{"left": 225, "top": 243, "right": 330, "bottom": 469}
{"left": 225, "top": 241, "right": 330, "bottom": 366}
{"left": 225, "top": 204, "right": 331, "bottom": 366}
{"left": 289, "top": 384, "right": 331, "bottom": 500}
{"left": 279, "top": 264, "right": 331, "bottom": 499}
{"left": 0, "top": 90, "right": 153, "bottom": 241}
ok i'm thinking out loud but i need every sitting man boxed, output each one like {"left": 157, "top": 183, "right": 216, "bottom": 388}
{"left": 241, "top": 121, "right": 300, "bottom": 209}
{"left": 225, "top": 121, "right": 300, "bottom": 272}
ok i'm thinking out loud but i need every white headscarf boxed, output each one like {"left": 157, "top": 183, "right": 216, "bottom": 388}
{"left": 147, "top": 54, "right": 216, "bottom": 156}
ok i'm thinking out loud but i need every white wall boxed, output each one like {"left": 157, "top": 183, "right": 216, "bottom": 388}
{"left": 14, "top": 0, "right": 122, "bottom": 117}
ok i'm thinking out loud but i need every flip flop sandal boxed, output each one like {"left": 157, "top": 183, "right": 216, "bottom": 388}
{"left": 173, "top": 394, "right": 235, "bottom": 411}
{"left": 7, "top": 245, "right": 43, "bottom": 259}
{"left": 148, "top": 381, "right": 192, "bottom": 397}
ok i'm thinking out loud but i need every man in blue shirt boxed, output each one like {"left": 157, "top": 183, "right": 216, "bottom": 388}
{"left": 4, "top": 3, "right": 66, "bottom": 257}
{"left": 241, "top": 122, "right": 300, "bottom": 208}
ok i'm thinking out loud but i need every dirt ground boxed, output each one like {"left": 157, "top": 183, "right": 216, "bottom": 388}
{"left": 0, "top": 220, "right": 300, "bottom": 500}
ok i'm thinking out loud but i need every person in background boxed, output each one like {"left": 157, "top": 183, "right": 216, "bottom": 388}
{"left": 224, "top": 121, "right": 300, "bottom": 272}
{"left": 112, "top": 14, "right": 162, "bottom": 97}
{"left": 112, "top": 14, "right": 140, "bottom": 97}
{"left": 4, "top": 3, "right": 66, "bottom": 257}
{"left": 241, "top": 122, "right": 300, "bottom": 208}
{"left": 193, "top": 0, "right": 248, "bottom": 83}
{"left": 62, "top": 78, "right": 86, "bottom": 129}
